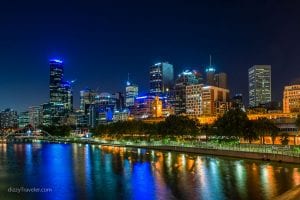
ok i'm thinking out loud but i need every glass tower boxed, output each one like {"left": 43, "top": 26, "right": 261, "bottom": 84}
{"left": 125, "top": 81, "right": 138, "bottom": 107}
{"left": 149, "top": 62, "right": 174, "bottom": 95}
{"left": 174, "top": 70, "right": 203, "bottom": 114}
{"left": 248, "top": 65, "right": 271, "bottom": 107}
{"left": 49, "top": 59, "right": 64, "bottom": 105}
{"left": 49, "top": 59, "right": 73, "bottom": 111}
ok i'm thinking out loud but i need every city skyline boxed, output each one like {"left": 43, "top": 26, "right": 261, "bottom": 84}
{"left": 1, "top": 1, "right": 300, "bottom": 111}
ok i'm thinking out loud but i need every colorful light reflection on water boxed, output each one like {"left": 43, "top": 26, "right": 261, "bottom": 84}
{"left": 0, "top": 143, "right": 299, "bottom": 200}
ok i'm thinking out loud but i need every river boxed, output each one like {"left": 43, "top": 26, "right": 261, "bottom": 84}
{"left": 0, "top": 142, "right": 299, "bottom": 200}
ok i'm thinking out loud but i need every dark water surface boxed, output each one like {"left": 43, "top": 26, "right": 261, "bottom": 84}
{"left": 0, "top": 142, "right": 299, "bottom": 200}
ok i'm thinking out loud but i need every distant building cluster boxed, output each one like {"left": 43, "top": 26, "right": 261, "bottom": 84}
{"left": 1, "top": 56, "right": 300, "bottom": 133}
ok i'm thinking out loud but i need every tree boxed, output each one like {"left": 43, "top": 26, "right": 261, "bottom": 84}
{"left": 270, "top": 124, "right": 279, "bottom": 145}
{"left": 280, "top": 133, "right": 289, "bottom": 145}
{"left": 243, "top": 120, "right": 258, "bottom": 144}
{"left": 40, "top": 125, "right": 72, "bottom": 137}
{"left": 200, "top": 124, "right": 216, "bottom": 142}
{"left": 214, "top": 109, "right": 248, "bottom": 138}
{"left": 295, "top": 115, "right": 300, "bottom": 132}
{"left": 254, "top": 118, "right": 278, "bottom": 144}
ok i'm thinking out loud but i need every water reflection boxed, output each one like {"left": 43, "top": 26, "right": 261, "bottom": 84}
{"left": 0, "top": 143, "right": 299, "bottom": 200}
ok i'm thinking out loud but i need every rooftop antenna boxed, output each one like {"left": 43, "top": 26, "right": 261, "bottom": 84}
{"left": 209, "top": 54, "right": 212, "bottom": 66}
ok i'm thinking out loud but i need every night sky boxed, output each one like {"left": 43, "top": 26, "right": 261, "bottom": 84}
{"left": 1, "top": 0, "right": 300, "bottom": 111}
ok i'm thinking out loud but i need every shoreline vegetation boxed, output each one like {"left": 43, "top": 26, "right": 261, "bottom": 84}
{"left": 3, "top": 109, "right": 300, "bottom": 163}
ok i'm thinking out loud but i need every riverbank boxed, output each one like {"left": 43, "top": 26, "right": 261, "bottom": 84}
{"left": 274, "top": 184, "right": 300, "bottom": 200}
{"left": 2, "top": 137, "right": 300, "bottom": 164}
{"left": 104, "top": 143, "right": 300, "bottom": 164}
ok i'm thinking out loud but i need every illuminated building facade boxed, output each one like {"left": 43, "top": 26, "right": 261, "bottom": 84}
{"left": 231, "top": 93, "right": 245, "bottom": 111}
{"left": 113, "top": 110, "right": 129, "bottom": 122}
{"left": 186, "top": 84, "right": 203, "bottom": 116}
{"left": 18, "top": 111, "right": 29, "bottom": 128}
{"left": 80, "top": 88, "right": 97, "bottom": 114}
{"left": 205, "top": 67, "right": 216, "bottom": 86}
{"left": 125, "top": 82, "right": 138, "bottom": 107}
{"left": 149, "top": 62, "right": 174, "bottom": 95}
{"left": 48, "top": 59, "right": 74, "bottom": 125}
{"left": 248, "top": 65, "right": 271, "bottom": 107}
{"left": 49, "top": 59, "right": 64, "bottom": 105}
{"left": 173, "top": 70, "right": 203, "bottom": 114}
{"left": 152, "top": 96, "right": 162, "bottom": 118}
{"left": 49, "top": 59, "right": 73, "bottom": 111}
{"left": 28, "top": 106, "right": 42, "bottom": 129}
{"left": 131, "top": 94, "right": 173, "bottom": 119}
{"left": 201, "top": 86, "right": 230, "bottom": 116}
{"left": 88, "top": 92, "right": 116, "bottom": 127}
{"left": 62, "top": 81, "right": 74, "bottom": 111}
{"left": 0, "top": 108, "right": 18, "bottom": 129}
{"left": 283, "top": 84, "right": 300, "bottom": 113}
{"left": 214, "top": 72, "right": 228, "bottom": 89}
{"left": 186, "top": 84, "right": 230, "bottom": 116}
{"left": 112, "top": 92, "right": 125, "bottom": 111}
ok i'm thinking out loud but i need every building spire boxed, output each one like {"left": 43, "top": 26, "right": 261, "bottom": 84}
{"left": 127, "top": 73, "right": 131, "bottom": 86}
{"left": 209, "top": 54, "right": 212, "bottom": 66}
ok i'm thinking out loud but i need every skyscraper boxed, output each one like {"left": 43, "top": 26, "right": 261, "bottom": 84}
{"left": 248, "top": 65, "right": 271, "bottom": 107}
{"left": 49, "top": 59, "right": 73, "bottom": 125}
{"left": 49, "top": 59, "right": 64, "bottom": 105}
{"left": 125, "top": 80, "right": 138, "bottom": 107}
{"left": 205, "top": 55, "right": 216, "bottom": 86}
{"left": 28, "top": 106, "right": 42, "bottom": 129}
{"left": 214, "top": 72, "right": 228, "bottom": 89}
{"left": 62, "top": 81, "right": 74, "bottom": 111}
{"left": 112, "top": 92, "right": 125, "bottom": 111}
{"left": 173, "top": 70, "right": 203, "bottom": 114}
{"left": 205, "top": 67, "right": 216, "bottom": 86}
{"left": 149, "top": 62, "right": 174, "bottom": 95}
{"left": 0, "top": 108, "right": 18, "bottom": 129}
{"left": 18, "top": 111, "right": 29, "bottom": 128}
{"left": 49, "top": 59, "right": 73, "bottom": 111}
{"left": 80, "top": 88, "right": 97, "bottom": 114}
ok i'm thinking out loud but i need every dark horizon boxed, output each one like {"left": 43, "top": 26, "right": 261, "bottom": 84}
{"left": 1, "top": 0, "right": 300, "bottom": 111}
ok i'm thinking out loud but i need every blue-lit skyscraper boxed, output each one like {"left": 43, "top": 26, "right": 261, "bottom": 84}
{"left": 149, "top": 62, "right": 174, "bottom": 95}
{"left": 48, "top": 59, "right": 73, "bottom": 125}
{"left": 49, "top": 59, "right": 73, "bottom": 111}
{"left": 49, "top": 59, "right": 64, "bottom": 105}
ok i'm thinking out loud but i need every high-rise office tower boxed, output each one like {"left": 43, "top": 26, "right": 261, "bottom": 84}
{"left": 214, "top": 72, "right": 228, "bottom": 89}
{"left": 49, "top": 59, "right": 73, "bottom": 125}
{"left": 205, "top": 55, "right": 216, "bottom": 86}
{"left": 49, "top": 59, "right": 64, "bottom": 105}
{"left": 112, "top": 92, "right": 125, "bottom": 111}
{"left": 62, "top": 81, "right": 73, "bottom": 111}
{"left": 18, "top": 111, "right": 29, "bottom": 128}
{"left": 248, "top": 65, "right": 271, "bottom": 107}
{"left": 80, "top": 88, "right": 97, "bottom": 114}
{"left": 125, "top": 79, "right": 138, "bottom": 107}
{"left": 0, "top": 108, "right": 18, "bottom": 129}
{"left": 149, "top": 62, "right": 174, "bottom": 95}
{"left": 49, "top": 59, "right": 73, "bottom": 111}
{"left": 28, "top": 106, "right": 42, "bottom": 129}
{"left": 173, "top": 70, "right": 203, "bottom": 114}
